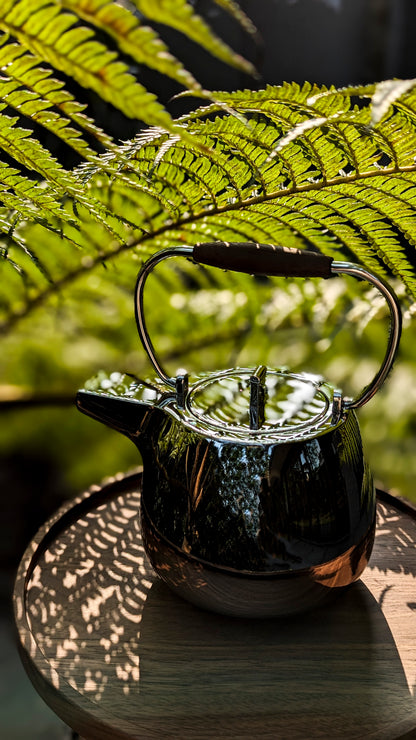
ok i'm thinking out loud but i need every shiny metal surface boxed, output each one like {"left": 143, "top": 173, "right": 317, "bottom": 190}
{"left": 249, "top": 365, "right": 267, "bottom": 430}
{"left": 79, "top": 369, "right": 342, "bottom": 445}
{"left": 134, "top": 245, "right": 193, "bottom": 388}
{"left": 141, "top": 505, "right": 376, "bottom": 618}
{"left": 136, "top": 401, "right": 375, "bottom": 575}
{"left": 331, "top": 261, "right": 402, "bottom": 409}
{"left": 184, "top": 368, "right": 338, "bottom": 443}
{"left": 77, "top": 369, "right": 376, "bottom": 616}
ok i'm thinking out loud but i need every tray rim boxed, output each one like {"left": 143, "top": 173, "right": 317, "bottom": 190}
{"left": 13, "top": 471, "right": 416, "bottom": 740}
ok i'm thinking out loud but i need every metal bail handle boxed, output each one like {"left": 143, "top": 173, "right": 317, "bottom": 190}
{"left": 134, "top": 242, "right": 402, "bottom": 409}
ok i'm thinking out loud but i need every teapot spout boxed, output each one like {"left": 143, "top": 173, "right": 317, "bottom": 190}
{"left": 76, "top": 389, "right": 148, "bottom": 438}
{"left": 76, "top": 372, "right": 166, "bottom": 439}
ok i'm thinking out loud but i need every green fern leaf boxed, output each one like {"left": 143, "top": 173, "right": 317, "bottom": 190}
{"left": 0, "top": 0, "right": 255, "bottom": 137}
{"left": 0, "top": 39, "right": 114, "bottom": 154}
{"left": 0, "top": 0, "right": 175, "bottom": 128}
{"left": 212, "top": 0, "right": 260, "bottom": 42}
{"left": 91, "top": 83, "right": 416, "bottom": 292}
{"left": 61, "top": 0, "right": 202, "bottom": 91}
{"left": 3, "top": 81, "right": 416, "bottom": 333}
{"left": 0, "top": 159, "right": 75, "bottom": 226}
{"left": 0, "top": 82, "right": 97, "bottom": 159}
{"left": 0, "top": 108, "right": 141, "bottom": 249}
{"left": 132, "top": 0, "right": 257, "bottom": 76}
{"left": 0, "top": 110, "right": 72, "bottom": 184}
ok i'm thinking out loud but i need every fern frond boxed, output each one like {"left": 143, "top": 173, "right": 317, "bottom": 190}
{"left": 212, "top": 0, "right": 260, "bottom": 42}
{"left": 0, "top": 0, "right": 255, "bottom": 137}
{"left": 0, "top": 0, "right": 174, "bottom": 128}
{"left": 0, "top": 39, "right": 114, "bottom": 154}
{"left": 0, "top": 110, "right": 117, "bottom": 234}
{"left": 132, "top": 0, "right": 257, "bottom": 76}
{"left": 0, "top": 112, "right": 148, "bottom": 262}
{"left": 0, "top": 208, "right": 58, "bottom": 291}
{"left": 0, "top": 109, "right": 71, "bottom": 184}
{"left": 60, "top": 0, "right": 202, "bottom": 91}
{"left": 3, "top": 81, "right": 416, "bottom": 333}
{"left": 309, "top": 78, "right": 416, "bottom": 128}
{"left": 0, "top": 159, "right": 75, "bottom": 225}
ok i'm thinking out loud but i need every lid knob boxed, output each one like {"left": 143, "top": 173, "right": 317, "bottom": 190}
{"left": 249, "top": 365, "right": 267, "bottom": 430}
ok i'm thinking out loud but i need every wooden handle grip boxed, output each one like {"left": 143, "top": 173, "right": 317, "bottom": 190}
{"left": 193, "top": 242, "right": 333, "bottom": 278}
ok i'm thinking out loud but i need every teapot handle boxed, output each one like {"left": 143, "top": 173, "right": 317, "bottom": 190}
{"left": 193, "top": 241, "right": 334, "bottom": 278}
{"left": 135, "top": 242, "right": 401, "bottom": 410}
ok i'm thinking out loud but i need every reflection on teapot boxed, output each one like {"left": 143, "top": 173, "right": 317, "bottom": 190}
{"left": 77, "top": 242, "right": 401, "bottom": 617}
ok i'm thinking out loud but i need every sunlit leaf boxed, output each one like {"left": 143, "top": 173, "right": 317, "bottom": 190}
{"left": 132, "top": 0, "right": 257, "bottom": 76}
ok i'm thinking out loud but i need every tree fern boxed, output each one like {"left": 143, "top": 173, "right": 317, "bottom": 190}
{"left": 0, "top": 0, "right": 178, "bottom": 128}
{"left": 60, "top": 0, "right": 201, "bottom": 90}
{"left": 3, "top": 79, "right": 416, "bottom": 335}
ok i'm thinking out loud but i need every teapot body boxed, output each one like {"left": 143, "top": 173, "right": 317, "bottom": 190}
{"left": 140, "top": 404, "right": 374, "bottom": 571}
{"left": 78, "top": 370, "right": 376, "bottom": 616}
{"left": 139, "top": 402, "right": 375, "bottom": 616}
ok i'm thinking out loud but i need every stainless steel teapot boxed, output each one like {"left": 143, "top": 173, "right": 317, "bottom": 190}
{"left": 77, "top": 242, "right": 401, "bottom": 617}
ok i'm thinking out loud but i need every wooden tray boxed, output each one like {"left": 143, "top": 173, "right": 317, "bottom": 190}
{"left": 14, "top": 471, "right": 416, "bottom": 740}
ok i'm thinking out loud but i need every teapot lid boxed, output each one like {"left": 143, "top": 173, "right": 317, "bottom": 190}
{"left": 166, "top": 366, "right": 343, "bottom": 444}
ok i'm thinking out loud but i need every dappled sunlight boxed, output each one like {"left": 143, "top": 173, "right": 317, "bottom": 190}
{"left": 25, "top": 487, "right": 151, "bottom": 704}
{"left": 366, "top": 494, "right": 416, "bottom": 695}
{"left": 371, "top": 498, "right": 416, "bottom": 577}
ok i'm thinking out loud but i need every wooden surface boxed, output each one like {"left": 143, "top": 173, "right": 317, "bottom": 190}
{"left": 14, "top": 471, "right": 416, "bottom": 740}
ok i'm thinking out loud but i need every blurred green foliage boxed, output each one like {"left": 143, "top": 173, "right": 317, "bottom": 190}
{"left": 1, "top": 264, "right": 414, "bottom": 502}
